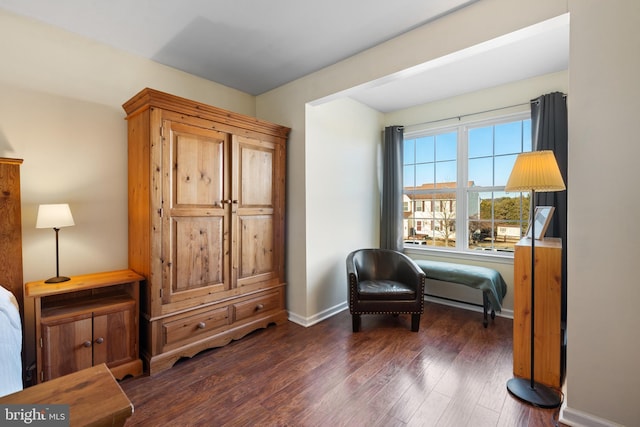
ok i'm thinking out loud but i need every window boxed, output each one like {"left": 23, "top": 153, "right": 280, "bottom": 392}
{"left": 403, "top": 114, "right": 531, "bottom": 254}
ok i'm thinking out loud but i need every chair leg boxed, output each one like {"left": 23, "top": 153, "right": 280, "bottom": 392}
{"left": 411, "top": 314, "right": 420, "bottom": 332}
{"left": 352, "top": 314, "right": 361, "bottom": 332}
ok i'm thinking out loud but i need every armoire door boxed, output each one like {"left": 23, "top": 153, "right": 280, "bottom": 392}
{"left": 161, "top": 121, "right": 231, "bottom": 304}
{"left": 232, "top": 135, "right": 283, "bottom": 288}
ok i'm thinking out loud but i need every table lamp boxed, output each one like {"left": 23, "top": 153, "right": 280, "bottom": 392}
{"left": 36, "top": 203, "right": 75, "bottom": 283}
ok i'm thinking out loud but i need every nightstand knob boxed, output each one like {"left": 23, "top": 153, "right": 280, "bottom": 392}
{"left": 197, "top": 322, "right": 206, "bottom": 329}
{"left": 255, "top": 303, "right": 264, "bottom": 311}
{"left": 83, "top": 341, "right": 92, "bottom": 348}
{"left": 95, "top": 337, "right": 104, "bottom": 344}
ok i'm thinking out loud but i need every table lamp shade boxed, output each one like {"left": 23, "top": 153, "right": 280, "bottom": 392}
{"left": 505, "top": 150, "right": 566, "bottom": 193}
{"left": 36, "top": 204, "right": 75, "bottom": 229}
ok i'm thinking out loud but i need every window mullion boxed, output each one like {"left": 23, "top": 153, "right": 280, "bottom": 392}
{"left": 456, "top": 125, "right": 468, "bottom": 251}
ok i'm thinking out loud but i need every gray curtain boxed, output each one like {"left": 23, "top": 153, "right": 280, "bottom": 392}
{"left": 531, "top": 91, "right": 568, "bottom": 322}
{"left": 380, "top": 126, "right": 404, "bottom": 251}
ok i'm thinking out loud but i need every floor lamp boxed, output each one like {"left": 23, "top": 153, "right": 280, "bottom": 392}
{"left": 36, "top": 203, "right": 75, "bottom": 283}
{"left": 505, "top": 150, "right": 566, "bottom": 408}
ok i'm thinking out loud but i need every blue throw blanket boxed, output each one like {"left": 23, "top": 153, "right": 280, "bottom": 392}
{"left": 414, "top": 259, "right": 507, "bottom": 311}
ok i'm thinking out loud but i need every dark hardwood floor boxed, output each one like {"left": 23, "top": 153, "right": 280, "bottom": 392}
{"left": 120, "top": 302, "right": 565, "bottom": 426}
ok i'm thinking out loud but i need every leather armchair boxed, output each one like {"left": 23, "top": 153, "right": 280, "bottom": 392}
{"left": 347, "top": 249, "right": 426, "bottom": 332}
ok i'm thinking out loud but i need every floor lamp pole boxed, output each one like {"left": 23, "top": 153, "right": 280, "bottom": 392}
{"left": 529, "top": 190, "right": 537, "bottom": 389}
{"left": 506, "top": 189, "right": 561, "bottom": 408}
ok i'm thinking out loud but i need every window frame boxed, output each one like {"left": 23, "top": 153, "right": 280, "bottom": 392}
{"left": 403, "top": 110, "right": 531, "bottom": 259}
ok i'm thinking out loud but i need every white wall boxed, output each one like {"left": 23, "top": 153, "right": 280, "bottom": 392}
{"left": 0, "top": 10, "right": 255, "bottom": 285}
{"left": 0, "top": 84, "right": 130, "bottom": 281}
{"left": 562, "top": 1, "right": 640, "bottom": 426}
{"left": 0, "top": 9, "right": 255, "bottom": 374}
{"left": 299, "top": 98, "right": 382, "bottom": 325}
{"left": 257, "top": 0, "right": 568, "bottom": 324}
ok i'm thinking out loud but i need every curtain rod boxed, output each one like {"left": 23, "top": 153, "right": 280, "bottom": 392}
{"left": 406, "top": 93, "right": 567, "bottom": 128}
{"left": 406, "top": 101, "right": 529, "bottom": 128}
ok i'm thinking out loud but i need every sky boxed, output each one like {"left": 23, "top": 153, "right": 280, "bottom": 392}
{"left": 404, "top": 118, "right": 531, "bottom": 190}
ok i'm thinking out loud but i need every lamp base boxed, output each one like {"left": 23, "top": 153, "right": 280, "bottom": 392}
{"left": 45, "top": 276, "right": 71, "bottom": 284}
{"left": 507, "top": 377, "right": 562, "bottom": 409}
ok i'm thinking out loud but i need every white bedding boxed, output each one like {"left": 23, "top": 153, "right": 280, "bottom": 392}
{"left": 0, "top": 286, "right": 22, "bottom": 397}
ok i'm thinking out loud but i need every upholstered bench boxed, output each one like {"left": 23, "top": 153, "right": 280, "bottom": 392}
{"left": 414, "top": 259, "right": 507, "bottom": 327}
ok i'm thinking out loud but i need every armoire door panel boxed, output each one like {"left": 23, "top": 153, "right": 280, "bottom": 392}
{"left": 238, "top": 216, "right": 274, "bottom": 279}
{"left": 173, "top": 129, "right": 225, "bottom": 207}
{"left": 168, "top": 217, "right": 227, "bottom": 299}
{"left": 239, "top": 146, "right": 273, "bottom": 207}
{"left": 234, "top": 136, "right": 275, "bottom": 207}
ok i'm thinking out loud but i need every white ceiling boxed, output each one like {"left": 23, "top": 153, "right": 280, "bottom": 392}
{"left": 0, "top": 0, "right": 568, "bottom": 112}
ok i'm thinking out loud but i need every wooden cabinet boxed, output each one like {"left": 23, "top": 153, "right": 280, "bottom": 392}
{"left": 0, "top": 158, "right": 24, "bottom": 380}
{"left": 513, "top": 237, "right": 562, "bottom": 388}
{"left": 26, "top": 270, "right": 144, "bottom": 383}
{"left": 123, "top": 88, "right": 289, "bottom": 375}
{"left": 0, "top": 158, "right": 24, "bottom": 319}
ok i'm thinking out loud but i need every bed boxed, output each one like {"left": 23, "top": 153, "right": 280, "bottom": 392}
{"left": 0, "top": 284, "right": 23, "bottom": 397}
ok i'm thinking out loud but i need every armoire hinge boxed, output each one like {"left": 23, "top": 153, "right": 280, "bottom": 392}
{"left": 160, "top": 288, "right": 163, "bottom": 298}
{"left": 160, "top": 126, "right": 164, "bottom": 137}
{"left": 39, "top": 337, "right": 43, "bottom": 348}
{"left": 41, "top": 371, "right": 44, "bottom": 382}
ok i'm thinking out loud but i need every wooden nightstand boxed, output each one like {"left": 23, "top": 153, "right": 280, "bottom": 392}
{"left": 25, "top": 270, "right": 144, "bottom": 383}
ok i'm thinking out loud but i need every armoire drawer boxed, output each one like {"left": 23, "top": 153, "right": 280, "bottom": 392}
{"left": 232, "top": 290, "right": 281, "bottom": 323}
{"left": 163, "top": 306, "right": 230, "bottom": 346}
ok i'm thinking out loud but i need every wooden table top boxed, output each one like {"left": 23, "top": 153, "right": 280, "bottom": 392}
{"left": 0, "top": 363, "right": 133, "bottom": 427}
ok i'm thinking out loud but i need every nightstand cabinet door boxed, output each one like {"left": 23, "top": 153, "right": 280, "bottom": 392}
{"left": 41, "top": 314, "right": 93, "bottom": 381}
{"left": 93, "top": 301, "right": 137, "bottom": 368}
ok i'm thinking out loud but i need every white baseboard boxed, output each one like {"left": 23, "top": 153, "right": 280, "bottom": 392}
{"left": 560, "top": 405, "right": 624, "bottom": 427}
{"left": 288, "top": 301, "right": 348, "bottom": 327}
{"left": 287, "top": 297, "right": 511, "bottom": 328}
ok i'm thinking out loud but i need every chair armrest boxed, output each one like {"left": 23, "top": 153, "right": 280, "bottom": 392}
{"left": 395, "top": 253, "right": 426, "bottom": 294}
{"left": 346, "top": 250, "right": 358, "bottom": 283}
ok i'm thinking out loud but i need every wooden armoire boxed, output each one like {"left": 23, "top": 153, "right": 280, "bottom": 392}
{"left": 0, "top": 158, "right": 25, "bottom": 382}
{"left": 0, "top": 158, "right": 23, "bottom": 314}
{"left": 123, "top": 88, "right": 289, "bottom": 374}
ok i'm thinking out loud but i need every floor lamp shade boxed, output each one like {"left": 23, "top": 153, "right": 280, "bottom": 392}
{"left": 36, "top": 204, "right": 75, "bottom": 283}
{"left": 505, "top": 150, "right": 566, "bottom": 193}
{"left": 504, "top": 150, "right": 565, "bottom": 408}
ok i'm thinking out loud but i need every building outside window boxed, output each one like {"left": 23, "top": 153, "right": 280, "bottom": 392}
{"left": 403, "top": 113, "right": 531, "bottom": 254}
